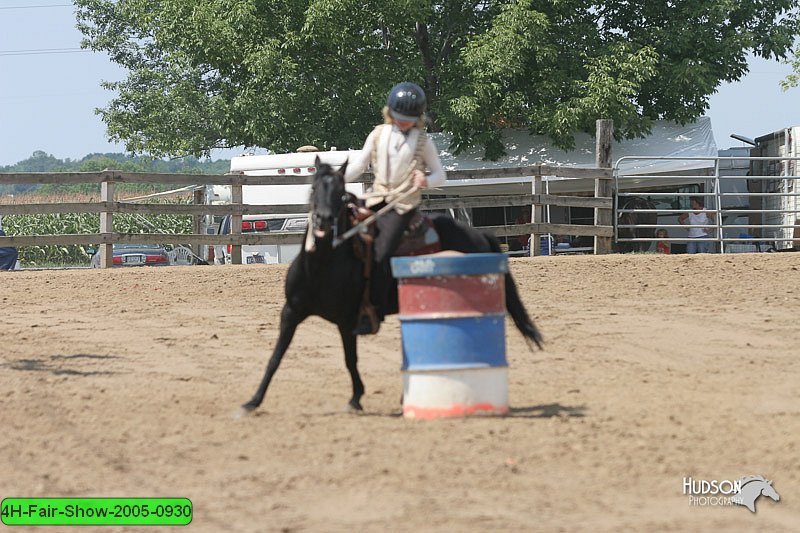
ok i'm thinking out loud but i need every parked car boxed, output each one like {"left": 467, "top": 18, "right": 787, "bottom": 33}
{"left": 214, "top": 214, "right": 307, "bottom": 265}
{"left": 0, "top": 228, "right": 18, "bottom": 270}
{"left": 90, "top": 244, "right": 170, "bottom": 268}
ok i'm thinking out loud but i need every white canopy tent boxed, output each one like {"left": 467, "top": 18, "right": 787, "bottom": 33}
{"left": 428, "top": 117, "right": 718, "bottom": 196}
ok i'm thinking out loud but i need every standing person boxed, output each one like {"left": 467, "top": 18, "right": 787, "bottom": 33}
{"left": 344, "top": 82, "right": 446, "bottom": 335}
{"left": 679, "top": 196, "right": 715, "bottom": 253}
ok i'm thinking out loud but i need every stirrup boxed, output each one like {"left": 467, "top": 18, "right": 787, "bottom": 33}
{"left": 353, "top": 304, "right": 380, "bottom": 335}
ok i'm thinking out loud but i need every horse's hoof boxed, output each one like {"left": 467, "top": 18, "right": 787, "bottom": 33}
{"left": 346, "top": 401, "right": 363, "bottom": 413}
{"left": 236, "top": 402, "right": 258, "bottom": 418}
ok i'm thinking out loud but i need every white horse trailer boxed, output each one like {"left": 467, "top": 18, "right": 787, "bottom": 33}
{"left": 204, "top": 150, "right": 364, "bottom": 264}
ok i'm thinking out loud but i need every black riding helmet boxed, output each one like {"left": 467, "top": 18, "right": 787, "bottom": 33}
{"left": 387, "top": 82, "right": 426, "bottom": 122}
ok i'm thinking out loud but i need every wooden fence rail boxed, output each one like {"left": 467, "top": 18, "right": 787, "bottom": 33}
{"left": 0, "top": 165, "right": 611, "bottom": 185}
{"left": 0, "top": 193, "right": 610, "bottom": 217}
{"left": 0, "top": 165, "right": 614, "bottom": 265}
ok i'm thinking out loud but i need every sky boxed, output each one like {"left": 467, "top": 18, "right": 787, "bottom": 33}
{"left": 1, "top": 3, "right": 799, "bottom": 167}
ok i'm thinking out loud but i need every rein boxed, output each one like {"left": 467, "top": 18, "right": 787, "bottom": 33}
{"left": 331, "top": 153, "right": 421, "bottom": 248}
{"left": 332, "top": 185, "right": 419, "bottom": 248}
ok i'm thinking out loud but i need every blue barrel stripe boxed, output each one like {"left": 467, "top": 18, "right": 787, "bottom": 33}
{"left": 400, "top": 314, "right": 507, "bottom": 371}
{"left": 391, "top": 253, "right": 508, "bottom": 279}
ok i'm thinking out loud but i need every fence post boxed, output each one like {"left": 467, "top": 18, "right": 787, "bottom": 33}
{"left": 99, "top": 176, "right": 114, "bottom": 268}
{"left": 714, "top": 170, "right": 723, "bottom": 253}
{"left": 230, "top": 182, "right": 243, "bottom": 265}
{"left": 192, "top": 188, "right": 205, "bottom": 260}
{"left": 594, "top": 119, "right": 614, "bottom": 254}
{"left": 532, "top": 175, "right": 542, "bottom": 256}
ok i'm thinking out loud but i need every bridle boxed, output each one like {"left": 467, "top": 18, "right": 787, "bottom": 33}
{"left": 310, "top": 173, "right": 350, "bottom": 243}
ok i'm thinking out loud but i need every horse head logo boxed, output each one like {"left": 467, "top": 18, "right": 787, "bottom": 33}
{"left": 731, "top": 475, "right": 780, "bottom": 513}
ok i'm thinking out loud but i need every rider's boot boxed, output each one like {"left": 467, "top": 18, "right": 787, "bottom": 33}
{"left": 353, "top": 254, "right": 382, "bottom": 336}
{"left": 353, "top": 302, "right": 380, "bottom": 335}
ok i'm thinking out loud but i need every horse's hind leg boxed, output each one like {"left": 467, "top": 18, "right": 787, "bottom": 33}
{"left": 242, "top": 304, "right": 304, "bottom": 412}
{"left": 338, "top": 325, "right": 364, "bottom": 411}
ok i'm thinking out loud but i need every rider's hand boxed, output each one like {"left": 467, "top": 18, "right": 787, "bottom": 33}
{"left": 412, "top": 169, "right": 428, "bottom": 189}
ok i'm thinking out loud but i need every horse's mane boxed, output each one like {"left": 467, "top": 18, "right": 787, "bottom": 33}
{"left": 739, "top": 475, "right": 767, "bottom": 486}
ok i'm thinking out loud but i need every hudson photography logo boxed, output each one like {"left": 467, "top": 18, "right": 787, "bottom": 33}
{"left": 683, "top": 475, "right": 781, "bottom": 513}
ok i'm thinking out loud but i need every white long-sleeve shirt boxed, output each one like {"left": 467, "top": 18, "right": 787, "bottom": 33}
{"left": 344, "top": 124, "right": 446, "bottom": 187}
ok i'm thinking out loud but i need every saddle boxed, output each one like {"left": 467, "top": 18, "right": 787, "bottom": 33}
{"left": 395, "top": 211, "right": 442, "bottom": 256}
{"left": 348, "top": 203, "right": 441, "bottom": 335}
{"left": 347, "top": 204, "right": 441, "bottom": 260}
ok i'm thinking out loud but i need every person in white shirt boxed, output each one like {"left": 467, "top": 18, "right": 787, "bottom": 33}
{"left": 679, "top": 196, "right": 715, "bottom": 253}
{"left": 344, "top": 82, "right": 446, "bottom": 334}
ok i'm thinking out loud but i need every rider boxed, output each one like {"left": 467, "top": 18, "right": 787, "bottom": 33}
{"left": 344, "top": 82, "right": 446, "bottom": 334}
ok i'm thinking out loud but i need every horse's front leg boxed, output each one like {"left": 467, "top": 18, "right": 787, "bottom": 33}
{"left": 338, "top": 324, "right": 364, "bottom": 411}
{"left": 241, "top": 303, "right": 305, "bottom": 412}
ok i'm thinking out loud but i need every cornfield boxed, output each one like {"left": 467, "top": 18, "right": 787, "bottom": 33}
{"left": 1, "top": 193, "right": 193, "bottom": 266}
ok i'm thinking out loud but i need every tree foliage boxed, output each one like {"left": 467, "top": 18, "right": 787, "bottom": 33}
{"left": 782, "top": 43, "right": 800, "bottom": 90}
{"left": 75, "top": 0, "right": 800, "bottom": 159}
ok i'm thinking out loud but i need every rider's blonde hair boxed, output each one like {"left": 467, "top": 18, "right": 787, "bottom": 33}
{"left": 382, "top": 106, "right": 426, "bottom": 129}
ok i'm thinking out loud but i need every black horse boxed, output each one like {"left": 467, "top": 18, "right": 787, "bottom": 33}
{"left": 616, "top": 196, "right": 658, "bottom": 253}
{"left": 241, "top": 158, "right": 543, "bottom": 413}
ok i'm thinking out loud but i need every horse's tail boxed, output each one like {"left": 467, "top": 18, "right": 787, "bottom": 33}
{"left": 486, "top": 234, "right": 544, "bottom": 350}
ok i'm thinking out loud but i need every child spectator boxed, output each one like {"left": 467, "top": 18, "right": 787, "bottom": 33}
{"left": 654, "top": 228, "right": 670, "bottom": 254}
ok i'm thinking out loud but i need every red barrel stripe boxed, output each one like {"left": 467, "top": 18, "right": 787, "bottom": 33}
{"left": 403, "top": 403, "right": 509, "bottom": 419}
{"left": 397, "top": 274, "right": 505, "bottom": 317}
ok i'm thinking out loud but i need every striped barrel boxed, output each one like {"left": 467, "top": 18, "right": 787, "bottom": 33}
{"left": 390, "top": 253, "right": 509, "bottom": 419}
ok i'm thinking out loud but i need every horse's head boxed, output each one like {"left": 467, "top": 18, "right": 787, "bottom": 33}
{"left": 735, "top": 475, "right": 781, "bottom": 511}
{"left": 310, "top": 156, "right": 349, "bottom": 241}
{"left": 761, "top": 480, "right": 780, "bottom": 502}
{"left": 616, "top": 195, "right": 658, "bottom": 252}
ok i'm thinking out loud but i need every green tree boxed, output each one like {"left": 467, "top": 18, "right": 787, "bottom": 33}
{"left": 782, "top": 43, "right": 800, "bottom": 89}
{"left": 1, "top": 152, "right": 230, "bottom": 196}
{"left": 75, "top": 0, "right": 800, "bottom": 159}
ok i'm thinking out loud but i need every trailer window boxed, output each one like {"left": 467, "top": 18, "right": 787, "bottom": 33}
{"left": 265, "top": 219, "right": 285, "bottom": 231}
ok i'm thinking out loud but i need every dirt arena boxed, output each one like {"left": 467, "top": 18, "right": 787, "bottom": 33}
{"left": 1, "top": 253, "right": 798, "bottom": 532}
